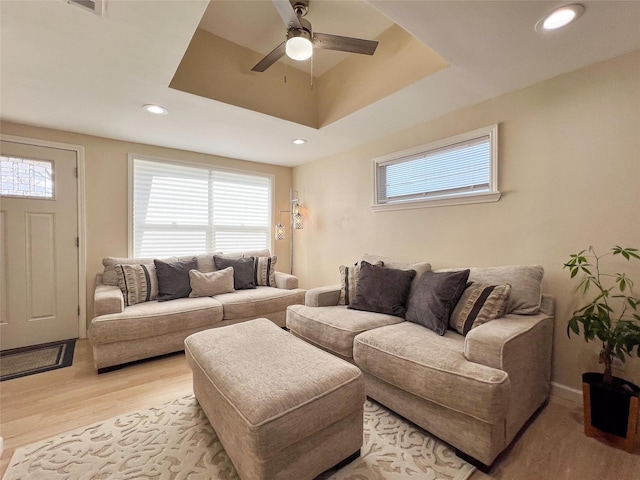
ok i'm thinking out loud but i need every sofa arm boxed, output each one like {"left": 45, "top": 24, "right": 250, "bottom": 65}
{"left": 540, "top": 294, "right": 555, "bottom": 317}
{"left": 93, "top": 274, "right": 124, "bottom": 317}
{"left": 305, "top": 285, "right": 341, "bottom": 307}
{"left": 464, "top": 312, "right": 553, "bottom": 370}
{"left": 465, "top": 310, "right": 554, "bottom": 441}
{"left": 274, "top": 272, "right": 299, "bottom": 290}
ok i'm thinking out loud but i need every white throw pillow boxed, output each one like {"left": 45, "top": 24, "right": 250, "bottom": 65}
{"left": 189, "top": 267, "right": 235, "bottom": 297}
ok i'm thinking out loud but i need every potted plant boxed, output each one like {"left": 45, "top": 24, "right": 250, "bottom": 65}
{"left": 564, "top": 245, "right": 640, "bottom": 452}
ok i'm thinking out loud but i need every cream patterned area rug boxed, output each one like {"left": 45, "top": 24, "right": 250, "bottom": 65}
{"left": 4, "top": 396, "right": 475, "bottom": 480}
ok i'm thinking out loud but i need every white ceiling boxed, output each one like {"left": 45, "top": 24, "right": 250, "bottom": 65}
{"left": 1, "top": 1, "right": 639, "bottom": 167}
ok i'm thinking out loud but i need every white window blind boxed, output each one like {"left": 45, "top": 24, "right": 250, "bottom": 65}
{"left": 131, "top": 157, "right": 272, "bottom": 257}
{"left": 373, "top": 125, "right": 500, "bottom": 210}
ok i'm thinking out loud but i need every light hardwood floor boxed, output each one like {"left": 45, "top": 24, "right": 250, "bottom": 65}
{"left": 1, "top": 339, "right": 639, "bottom": 479}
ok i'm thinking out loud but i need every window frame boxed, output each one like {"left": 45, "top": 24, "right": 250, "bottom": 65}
{"left": 127, "top": 153, "right": 274, "bottom": 258}
{"left": 372, "top": 125, "right": 501, "bottom": 211}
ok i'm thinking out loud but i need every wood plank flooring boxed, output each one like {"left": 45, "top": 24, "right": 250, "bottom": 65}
{"left": 1, "top": 339, "right": 639, "bottom": 479}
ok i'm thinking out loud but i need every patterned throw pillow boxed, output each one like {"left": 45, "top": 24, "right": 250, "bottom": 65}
{"left": 339, "top": 261, "right": 384, "bottom": 305}
{"left": 115, "top": 263, "right": 158, "bottom": 306}
{"left": 254, "top": 256, "right": 277, "bottom": 287}
{"left": 449, "top": 282, "right": 512, "bottom": 336}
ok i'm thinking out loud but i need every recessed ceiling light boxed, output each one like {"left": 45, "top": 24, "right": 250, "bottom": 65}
{"left": 292, "top": 139, "right": 307, "bottom": 145}
{"left": 143, "top": 104, "right": 168, "bottom": 115}
{"left": 536, "top": 4, "right": 585, "bottom": 32}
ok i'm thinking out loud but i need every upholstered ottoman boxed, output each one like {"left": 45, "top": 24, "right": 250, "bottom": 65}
{"left": 184, "top": 318, "right": 365, "bottom": 480}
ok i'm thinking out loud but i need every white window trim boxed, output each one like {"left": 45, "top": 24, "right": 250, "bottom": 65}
{"left": 127, "top": 153, "right": 274, "bottom": 257}
{"left": 372, "top": 125, "right": 501, "bottom": 212}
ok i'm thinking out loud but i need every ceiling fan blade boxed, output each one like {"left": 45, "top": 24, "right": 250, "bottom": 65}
{"left": 251, "top": 41, "right": 286, "bottom": 72}
{"left": 272, "top": 0, "right": 302, "bottom": 29}
{"left": 313, "top": 32, "right": 378, "bottom": 56}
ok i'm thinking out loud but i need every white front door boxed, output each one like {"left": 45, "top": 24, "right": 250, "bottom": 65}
{"left": 0, "top": 140, "right": 79, "bottom": 350}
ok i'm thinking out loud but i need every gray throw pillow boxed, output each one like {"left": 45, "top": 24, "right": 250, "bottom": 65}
{"left": 154, "top": 257, "right": 198, "bottom": 302}
{"left": 405, "top": 269, "right": 470, "bottom": 335}
{"left": 214, "top": 256, "right": 256, "bottom": 290}
{"left": 348, "top": 261, "right": 416, "bottom": 318}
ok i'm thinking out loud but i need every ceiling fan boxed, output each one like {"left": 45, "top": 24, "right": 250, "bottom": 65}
{"left": 251, "top": 0, "right": 379, "bottom": 72}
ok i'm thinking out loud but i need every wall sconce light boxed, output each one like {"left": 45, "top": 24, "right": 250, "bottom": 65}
{"left": 274, "top": 189, "right": 303, "bottom": 273}
{"left": 292, "top": 201, "right": 303, "bottom": 230}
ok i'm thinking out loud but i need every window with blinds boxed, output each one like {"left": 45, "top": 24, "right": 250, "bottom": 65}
{"left": 130, "top": 156, "right": 272, "bottom": 258}
{"left": 373, "top": 125, "right": 500, "bottom": 210}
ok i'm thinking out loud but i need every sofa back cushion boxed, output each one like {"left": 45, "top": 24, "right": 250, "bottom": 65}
{"left": 435, "top": 265, "right": 544, "bottom": 315}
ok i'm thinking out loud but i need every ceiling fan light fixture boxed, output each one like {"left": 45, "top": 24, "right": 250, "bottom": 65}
{"left": 286, "top": 30, "right": 313, "bottom": 61}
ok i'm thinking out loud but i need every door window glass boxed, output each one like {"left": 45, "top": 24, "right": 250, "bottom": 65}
{"left": 0, "top": 156, "right": 54, "bottom": 199}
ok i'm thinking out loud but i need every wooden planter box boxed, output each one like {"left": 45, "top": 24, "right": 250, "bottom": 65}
{"left": 582, "top": 372, "right": 639, "bottom": 453}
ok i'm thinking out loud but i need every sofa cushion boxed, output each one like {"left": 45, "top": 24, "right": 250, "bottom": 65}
{"left": 353, "top": 322, "right": 510, "bottom": 424}
{"left": 214, "top": 256, "right": 256, "bottom": 290}
{"left": 189, "top": 267, "right": 235, "bottom": 297}
{"left": 254, "top": 256, "right": 277, "bottom": 287}
{"left": 450, "top": 283, "right": 511, "bottom": 335}
{"left": 405, "top": 270, "right": 470, "bottom": 335}
{"left": 286, "top": 304, "right": 404, "bottom": 359}
{"left": 214, "top": 286, "right": 305, "bottom": 320}
{"left": 115, "top": 263, "right": 158, "bottom": 306}
{"left": 469, "top": 265, "right": 543, "bottom": 315}
{"left": 88, "top": 297, "right": 224, "bottom": 345}
{"left": 155, "top": 257, "right": 198, "bottom": 301}
{"left": 348, "top": 262, "right": 416, "bottom": 318}
{"left": 437, "top": 265, "right": 544, "bottom": 315}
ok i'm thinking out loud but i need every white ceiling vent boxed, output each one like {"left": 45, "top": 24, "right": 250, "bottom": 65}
{"left": 67, "top": 0, "right": 105, "bottom": 17}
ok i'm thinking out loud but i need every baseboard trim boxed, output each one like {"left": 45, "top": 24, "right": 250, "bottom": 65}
{"left": 551, "top": 381, "right": 583, "bottom": 404}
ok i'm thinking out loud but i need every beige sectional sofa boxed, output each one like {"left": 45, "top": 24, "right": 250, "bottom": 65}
{"left": 89, "top": 249, "right": 305, "bottom": 371}
{"left": 286, "top": 254, "right": 554, "bottom": 468}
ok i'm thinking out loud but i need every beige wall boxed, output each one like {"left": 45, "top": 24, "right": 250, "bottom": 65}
{"left": 292, "top": 50, "right": 640, "bottom": 394}
{"left": 0, "top": 122, "right": 293, "bottom": 326}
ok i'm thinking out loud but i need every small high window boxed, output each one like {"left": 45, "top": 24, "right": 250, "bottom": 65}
{"left": 373, "top": 125, "right": 500, "bottom": 210}
{"left": 0, "top": 156, "right": 54, "bottom": 199}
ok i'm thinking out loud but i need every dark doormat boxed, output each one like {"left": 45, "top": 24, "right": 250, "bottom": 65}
{"left": 0, "top": 339, "right": 76, "bottom": 382}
